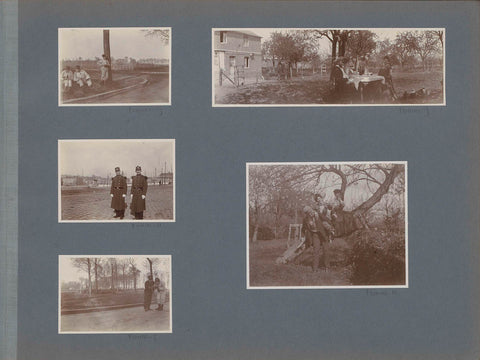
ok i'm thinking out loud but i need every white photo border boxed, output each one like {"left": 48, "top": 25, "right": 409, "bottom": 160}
{"left": 58, "top": 139, "right": 176, "bottom": 223}
{"left": 246, "top": 160, "right": 409, "bottom": 289}
{"left": 212, "top": 28, "right": 445, "bottom": 107}
{"left": 58, "top": 254, "right": 173, "bottom": 334}
{"left": 58, "top": 27, "right": 172, "bottom": 107}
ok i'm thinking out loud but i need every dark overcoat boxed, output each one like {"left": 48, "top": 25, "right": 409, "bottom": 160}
{"left": 302, "top": 213, "right": 328, "bottom": 246}
{"left": 130, "top": 174, "right": 148, "bottom": 213}
{"left": 110, "top": 175, "right": 127, "bottom": 210}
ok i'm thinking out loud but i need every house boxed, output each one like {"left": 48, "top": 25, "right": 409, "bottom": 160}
{"left": 213, "top": 30, "right": 262, "bottom": 86}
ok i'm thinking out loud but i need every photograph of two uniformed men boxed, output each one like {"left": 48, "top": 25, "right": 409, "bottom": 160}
{"left": 59, "top": 139, "right": 175, "bottom": 222}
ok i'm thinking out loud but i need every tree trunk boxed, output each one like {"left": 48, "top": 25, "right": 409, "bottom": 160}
{"left": 147, "top": 258, "right": 153, "bottom": 277}
{"left": 252, "top": 223, "right": 259, "bottom": 242}
{"left": 87, "top": 259, "right": 92, "bottom": 297}
{"left": 94, "top": 259, "right": 98, "bottom": 293}
{"left": 353, "top": 164, "right": 403, "bottom": 215}
{"left": 103, "top": 30, "right": 112, "bottom": 82}
{"left": 330, "top": 38, "right": 338, "bottom": 81}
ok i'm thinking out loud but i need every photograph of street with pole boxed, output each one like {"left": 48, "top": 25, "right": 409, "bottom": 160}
{"left": 247, "top": 162, "right": 407, "bottom": 288}
{"left": 213, "top": 28, "right": 444, "bottom": 106}
{"left": 59, "top": 255, "right": 172, "bottom": 334}
{"left": 58, "top": 139, "right": 175, "bottom": 222}
{"left": 59, "top": 27, "right": 171, "bottom": 106}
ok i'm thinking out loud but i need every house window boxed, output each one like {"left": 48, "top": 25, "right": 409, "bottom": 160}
{"left": 244, "top": 56, "right": 249, "bottom": 68}
{"left": 220, "top": 31, "right": 227, "bottom": 43}
{"left": 243, "top": 34, "right": 249, "bottom": 47}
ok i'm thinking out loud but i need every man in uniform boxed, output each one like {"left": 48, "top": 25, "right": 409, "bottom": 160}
{"left": 130, "top": 165, "right": 148, "bottom": 220}
{"left": 110, "top": 167, "right": 127, "bottom": 219}
{"left": 143, "top": 275, "right": 154, "bottom": 311}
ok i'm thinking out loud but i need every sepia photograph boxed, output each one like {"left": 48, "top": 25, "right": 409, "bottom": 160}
{"left": 59, "top": 27, "right": 171, "bottom": 106}
{"left": 59, "top": 255, "right": 172, "bottom": 334}
{"left": 58, "top": 139, "right": 175, "bottom": 222}
{"left": 247, "top": 162, "right": 407, "bottom": 289}
{"left": 213, "top": 28, "right": 445, "bottom": 106}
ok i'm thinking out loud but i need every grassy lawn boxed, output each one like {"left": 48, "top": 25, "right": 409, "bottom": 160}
{"left": 60, "top": 69, "right": 152, "bottom": 102}
{"left": 61, "top": 290, "right": 144, "bottom": 310}
{"left": 249, "top": 237, "right": 354, "bottom": 287}
{"left": 249, "top": 229, "right": 406, "bottom": 287}
{"left": 61, "top": 289, "right": 170, "bottom": 310}
{"left": 216, "top": 70, "right": 443, "bottom": 105}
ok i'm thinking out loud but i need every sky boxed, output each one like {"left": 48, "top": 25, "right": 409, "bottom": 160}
{"left": 59, "top": 255, "right": 171, "bottom": 283}
{"left": 59, "top": 28, "right": 170, "bottom": 60}
{"left": 59, "top": 140, "right": 174, "bottom": 178}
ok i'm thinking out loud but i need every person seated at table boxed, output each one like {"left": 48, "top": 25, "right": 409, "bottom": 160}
{"left": 378, "top": 55, "right": 397, "bottom": 101}
{"left": 357, "top": 56, "right": 369, "bottom": 75}
{"left": 333, "top": 57, "right": 356, "bottom": 101}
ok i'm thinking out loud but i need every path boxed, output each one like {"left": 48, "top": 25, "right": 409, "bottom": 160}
{"left": 60, "top": 306, "right": 171, "bottom": 332}
{"left": 73, "top": 73, "right": 169, "bottom": 104}
{"left": 61, "top": 185, "right": 173, "bottom": 221}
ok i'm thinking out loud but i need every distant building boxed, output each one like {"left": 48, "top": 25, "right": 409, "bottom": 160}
{"left": 213, "top": 30, "right": 262, "bottom": 86}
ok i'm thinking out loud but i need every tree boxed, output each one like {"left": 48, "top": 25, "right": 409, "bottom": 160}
{"left": 310, "top": 29, "right": 352, "bottom": 80}
{"left": 249, "top": 163, "right": 405, "bottom": 238}
{"left": 142, "top": 29, "right": 169, "bottom": 44}
{"left": 346, "top": 30, "right": 377, "bottom": 68}
{"left": 412, "top": 30, "right": 441, "bottom": 71}
{"left": 103, "top": 30, "right": 112, "bottom": 83}
{"left": 93, "top": 258, "right": 103, "bottom": 293}
{"left": 71, "top": 258, "right": 92, "bottom": 296}
{"left": 263, "top": 31, "right": 318, "bottom": 78}
{"left": 127, "top": 257, "right": 140, "bottom": 290}
{"left": 393, "top": 31, "right": 418, "bottom": 69}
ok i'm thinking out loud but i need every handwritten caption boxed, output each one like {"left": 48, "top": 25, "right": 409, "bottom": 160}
{"left": 366, "top": 289, "right": 398, "bottom": 296}
{"left": 127, "top": 334, "right": 159, "bottom": 341}
{"left": 131, "top": 223, "right": 163, "bottom": 229}
{"left": 128, "top": 107, "right": 164, "bottom": 116}
{"left": 396, "top": 108, "right": 430, "bottom": 117}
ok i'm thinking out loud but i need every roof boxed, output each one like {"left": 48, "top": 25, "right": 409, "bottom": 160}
{"left": 217, "top": 30, "right": 262, "bottom": 38}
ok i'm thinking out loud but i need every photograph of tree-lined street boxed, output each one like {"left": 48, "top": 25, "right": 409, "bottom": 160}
{"left": 214, "top": 28, "right": 444, "bottom": 105}
{"left": 59, "top": 255, "right": 171, "bottom": 333}
{"left": 59, "top": 28, "right": 170, "bottom": 106}
{"left": 59, "top": 139, "right": 175, "bottom": 222}
{"left": 247, "top": 162, "right": 407, "bottom": 288}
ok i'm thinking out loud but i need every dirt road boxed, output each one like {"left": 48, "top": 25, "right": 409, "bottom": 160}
{"left": 60, "top": 305, "right": 171, "bottom": 332}
{"left": 61, "top": 185, "right": 174, "bottom": 221}
{"left": 74, "top": 73, "right": 169, "bottom": 104}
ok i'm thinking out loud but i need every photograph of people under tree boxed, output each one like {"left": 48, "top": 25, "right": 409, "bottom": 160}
{"left": 213, "top": 28, "right": 444, "bottom": 106}
{"left": 59, "top": 255, "right": 172, "bottom": 333}
{"left": 247, "top": 162, "right": 407, "bottom": 288}
{"left": 59, "top": 27, "right": 171, "bottom": 106}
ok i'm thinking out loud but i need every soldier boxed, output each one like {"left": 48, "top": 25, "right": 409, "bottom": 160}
{"left": 73, "top": 65, "right": 92, "bottom": 89}
{"left": 110, "top": 167, "right": 127, "bottom": 219}
{"left": 61, "top": 66, "right": 74, "bottom": 92}
{"left": 143, "top": 275, "right": 154, "bottom": 311}
{"left": 130, "top": 165, "right": 148, "bottom": 220}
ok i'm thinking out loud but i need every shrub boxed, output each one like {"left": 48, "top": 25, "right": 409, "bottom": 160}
{"left": 346, "top": 230, "right": 405, "bottom": 285}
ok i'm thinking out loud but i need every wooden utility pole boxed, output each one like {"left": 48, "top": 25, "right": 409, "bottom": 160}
{"left": 103, "top": 30, "right": 112, "bottom": 82}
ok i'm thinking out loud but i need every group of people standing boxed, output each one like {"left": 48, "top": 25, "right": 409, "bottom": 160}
{"left": 110, "top": 165, "right": 148, "bottom": 220}
{"left": 301, "top": 189, "right": 346, "bottom": 272}
{"left": 143, "top": 275, "right": 167, "bottom": 312}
